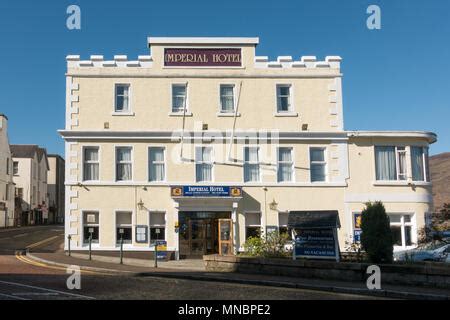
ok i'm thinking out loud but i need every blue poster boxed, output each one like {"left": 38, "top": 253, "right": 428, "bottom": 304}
{"left": 294, "top": 228, "right": 337, "bottom": 257}
{"left": 354, "top": 230, "right": 362, "bottom": 242}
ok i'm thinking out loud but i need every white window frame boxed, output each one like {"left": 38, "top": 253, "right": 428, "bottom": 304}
{"left": 395, "top": 146, "right": 407, "bottom": 181}
{"left": 219, "top": 84, "right": 235, "bottom": 113}
{"left": 276, "top": 84, "right": 293, "bottom": 113}
{"left": 277, "top": 147, "right": 295, "bottom": 183}
{"left": 114, "top": 84, "right": 131, "bottom": 114}
{"left": 149, "top": 211, "right": 166, "bottom": 245}
{"left": 115, "top": 146, "right": 133, "bottom": 182}
{"left": 243, "top": 146, "right": 261, "bottom": 183}
{"left": 148, "top": 146, "right": 166, "bottom": 182}
{"left": 171, "top": 83, "right": 188, "bottom": 114}
{"left": 245, "top": 211, "right": 262, "bottom": 239}
{"left": 114, "top": 210, "right": 133, "bottom": 246}
{"left": 195, "top": 146, "right": 214, "bottom": 182}
{"left": 389, "top": 213, "right": 416, "bottom": 250}
{"left": 82, "top": 146, "right": 100, "bottom": 182}
{"left": 81, "top": 210, "right": 100, "bottom": 246}
{"left": 309, "top": 147, "right": 327, "bottom": 182}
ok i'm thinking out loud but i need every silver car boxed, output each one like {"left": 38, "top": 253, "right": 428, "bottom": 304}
{"left": 394, "top": 242, "right": 450, "bottom": 262}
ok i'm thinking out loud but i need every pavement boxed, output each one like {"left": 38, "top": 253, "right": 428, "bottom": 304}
{"left": 0, "top": 227, "right": 450, "bottom": 300}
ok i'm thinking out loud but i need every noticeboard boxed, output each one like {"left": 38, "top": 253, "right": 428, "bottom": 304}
{"left": 294, "top": 228, "right": 339, "bottom": 261}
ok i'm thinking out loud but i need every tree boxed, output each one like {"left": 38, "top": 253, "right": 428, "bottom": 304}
{"left": 360, "top": 201, "right": 393, "bottom": 263}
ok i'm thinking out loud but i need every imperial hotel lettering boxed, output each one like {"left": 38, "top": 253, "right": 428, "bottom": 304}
{"left": 164, "top": 48, "right": 241, "bottom": 67}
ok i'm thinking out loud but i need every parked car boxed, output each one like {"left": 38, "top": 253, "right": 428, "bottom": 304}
{"left": 394, "top": 242, "right": 450, "bottom": 262}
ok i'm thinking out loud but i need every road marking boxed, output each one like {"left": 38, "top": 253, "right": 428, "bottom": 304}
{"left": 15, "top": 251, "right": 111, "bottom": 276}
{"left": 26, "top": 236, "right": 59, "bottom": 249}
{"left": 13, "top": 233, "right": 27, "bottom": 238}
{"left": 0, "top": 280, "right": 96, "bottom": 300}
{"left": 13, "top": 292, "right": 59, "bottom": 296}
{"left": 0, "top": 292, "right": 29, "bottom": 300}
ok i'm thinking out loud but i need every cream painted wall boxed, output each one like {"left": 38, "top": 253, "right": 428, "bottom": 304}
{"left": 0, "top": 116, "right": 15, "bottom": 227}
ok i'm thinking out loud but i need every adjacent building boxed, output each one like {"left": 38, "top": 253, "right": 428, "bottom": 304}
{"left": 47, "top": 154, "right": 65, "bottom": 224}
{"left": 11, "top": 145, "right": 49, "bottom": 225}
{"left": 0, "top": 114, "right": 15, "bottom": 227}
{"left": 60, "top": 37, "right": 436, "bottom": 258}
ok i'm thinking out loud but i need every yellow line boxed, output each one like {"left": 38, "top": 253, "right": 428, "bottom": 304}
{"left": 15, "top": 252, "right": 109, "bottom": 276}
{"left": 26, "top": 236, "right": 59, "bottom": 249}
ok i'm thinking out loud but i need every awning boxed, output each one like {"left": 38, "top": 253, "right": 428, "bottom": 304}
{"left": 288, "top": 210, "right": 340, "bottom": 229}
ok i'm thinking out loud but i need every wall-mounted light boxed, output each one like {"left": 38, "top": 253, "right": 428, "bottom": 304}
{"left": 269, "top": 199, "right": 278, "bottom": 211}
{"left": 137, "top": 199, "right": 145, "bottom": 210}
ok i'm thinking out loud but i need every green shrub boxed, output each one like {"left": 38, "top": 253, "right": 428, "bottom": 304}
{"left": 360, "top": 201, "right": 393, "bottom": 263}
{"left": 242, "top": 231, "right": 290, "bottom": 258}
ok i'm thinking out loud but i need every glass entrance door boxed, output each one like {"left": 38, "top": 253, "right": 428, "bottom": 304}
{"left": 179, "top": 212, "right": 231, "bottom": 258}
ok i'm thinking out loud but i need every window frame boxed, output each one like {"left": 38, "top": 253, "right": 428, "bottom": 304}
{"left": 195, "top": 146, "right": 214, "bottom": 182}
{"left": 277, "top": 146, "right": 295, "bottom": 183}
{"left": 12, "top": 161, "right": 18, "bottom": 176}
{"left": 171, "top": 83, "right": 188, "bottom": 114}
{"left": 148, "top": 146, "right": 166, "bottom": 182}
{"left": 243, "top": 146, "right": 261, "bottom": 183}
{"left": 115, "top": 210, "right": 133, "bottom": 245}
{"left": 149, "top": 211, "right": 166, "bottom": 245}
{"left": 114, "top": 83, "right": 131, "bottom": 113}
{"left": 410, "top": 146, "right": 429, "bottom": 182}
{"left": 389, "top": 213, "right": 415, "bottom": 249}
{"left": 82, "top": 146, "right": 100, "bottom": 182}
{"left": 245, "top": 211, "right": 262, "bottom": 240}
{"left": 82, "top": 210, "right": 100, "bottom": 245}
{"left": 219, "top": 84, "right": 236, "bottom": 114}
{"left": 115, "top": 146, "right": 133, "bottom": 182}
{"left": 309, "top": 147, "right": 327, "bottom": 183}
{"left": 276, "top": 84, "right": 293, "bottom": 113}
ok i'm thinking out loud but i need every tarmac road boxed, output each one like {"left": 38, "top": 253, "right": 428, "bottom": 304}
{"left": 0, "top": 225, "right": 380, "bottom": 300}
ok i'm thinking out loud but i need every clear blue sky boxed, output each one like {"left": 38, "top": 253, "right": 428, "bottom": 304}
{"left": 0, "top": 0, "right": 449, "bottom": 156}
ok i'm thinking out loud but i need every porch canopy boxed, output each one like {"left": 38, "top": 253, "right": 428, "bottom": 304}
{"left": 288, "top": 210, "right": 341, "bottom": 229}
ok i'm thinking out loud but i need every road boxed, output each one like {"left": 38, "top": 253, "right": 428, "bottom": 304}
{"left": 0, "top": 225, "right": 379, "bottom": 300}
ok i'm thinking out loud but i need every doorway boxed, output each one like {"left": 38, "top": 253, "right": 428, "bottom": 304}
{"left": 179, "top": 212, "right": 231, "bottom": 259}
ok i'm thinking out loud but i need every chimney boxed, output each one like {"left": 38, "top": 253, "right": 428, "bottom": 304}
{"left": 0, "top": 114, "right": 8, "bottom": 131}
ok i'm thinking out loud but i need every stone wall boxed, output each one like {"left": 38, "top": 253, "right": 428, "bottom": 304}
{"left": 204, "top": 254, "right": 450, "bottom": 289}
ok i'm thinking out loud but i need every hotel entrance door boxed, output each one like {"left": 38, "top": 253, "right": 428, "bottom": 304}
{"left": 179, "top": 212, "right": 231, "bottom": 258}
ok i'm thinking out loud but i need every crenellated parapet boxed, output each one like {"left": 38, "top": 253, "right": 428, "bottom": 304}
{"left": 66, "top": 55, "right": 153, "bottom": 68}
{"left": 254, "top": 56, "right": 341, "bottom": 69}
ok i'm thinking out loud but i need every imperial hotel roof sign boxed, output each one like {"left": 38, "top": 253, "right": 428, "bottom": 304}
{"left": 59, "top": 36, "right": 436, "bottom": 260}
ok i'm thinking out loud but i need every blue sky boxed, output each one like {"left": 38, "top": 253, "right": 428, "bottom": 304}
{"left": 0, "top": 0, "right": 448, "bottom": 156}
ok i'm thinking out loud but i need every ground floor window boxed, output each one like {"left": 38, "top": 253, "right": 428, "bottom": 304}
{"left": 278, "top": 212, "right": 289, "bottom": 238}
{"left": 245, "top": 212, "right": 261, "bottom": 239}
{"left": 116, "top": 211, "right": 132, "bottom": 244}
{"left": 150, "top": 212, "right": 166, "bottom": 244}
{"left": 83, "top": 211, "right": 99, "bottom": 244}
{"left": 389, "top": 214, "right": 413, "bottom": 247}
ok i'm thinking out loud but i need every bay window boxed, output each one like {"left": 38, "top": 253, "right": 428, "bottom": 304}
{"left": 389, "top": 214, "right": 414, "bottom": 248}
{"left": 411, "top": 146, "right": 429, "bottom": 182}
{"left": 375, "top": 146, "right": 408, "bottom": 181}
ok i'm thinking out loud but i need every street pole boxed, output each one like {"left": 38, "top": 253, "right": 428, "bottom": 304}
{"left": 154, "top": 241, "right": 158, "bottom": 268}
{"left": 120, "top": 235, "right": 124, "bottom": 264}
{"left": 68, "top": 234, "right": 71, "bottom": 256}
{"left": 89, "top": 234, "right": 92, "bottom": 260}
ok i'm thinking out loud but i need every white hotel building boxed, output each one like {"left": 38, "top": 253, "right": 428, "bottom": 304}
{"left": 59, "top": 37, "right": 436, "bottom": 258}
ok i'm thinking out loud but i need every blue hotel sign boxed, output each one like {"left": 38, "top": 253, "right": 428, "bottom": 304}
{"left": 171, "top": 186, "right": 242, "bottom": 197}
